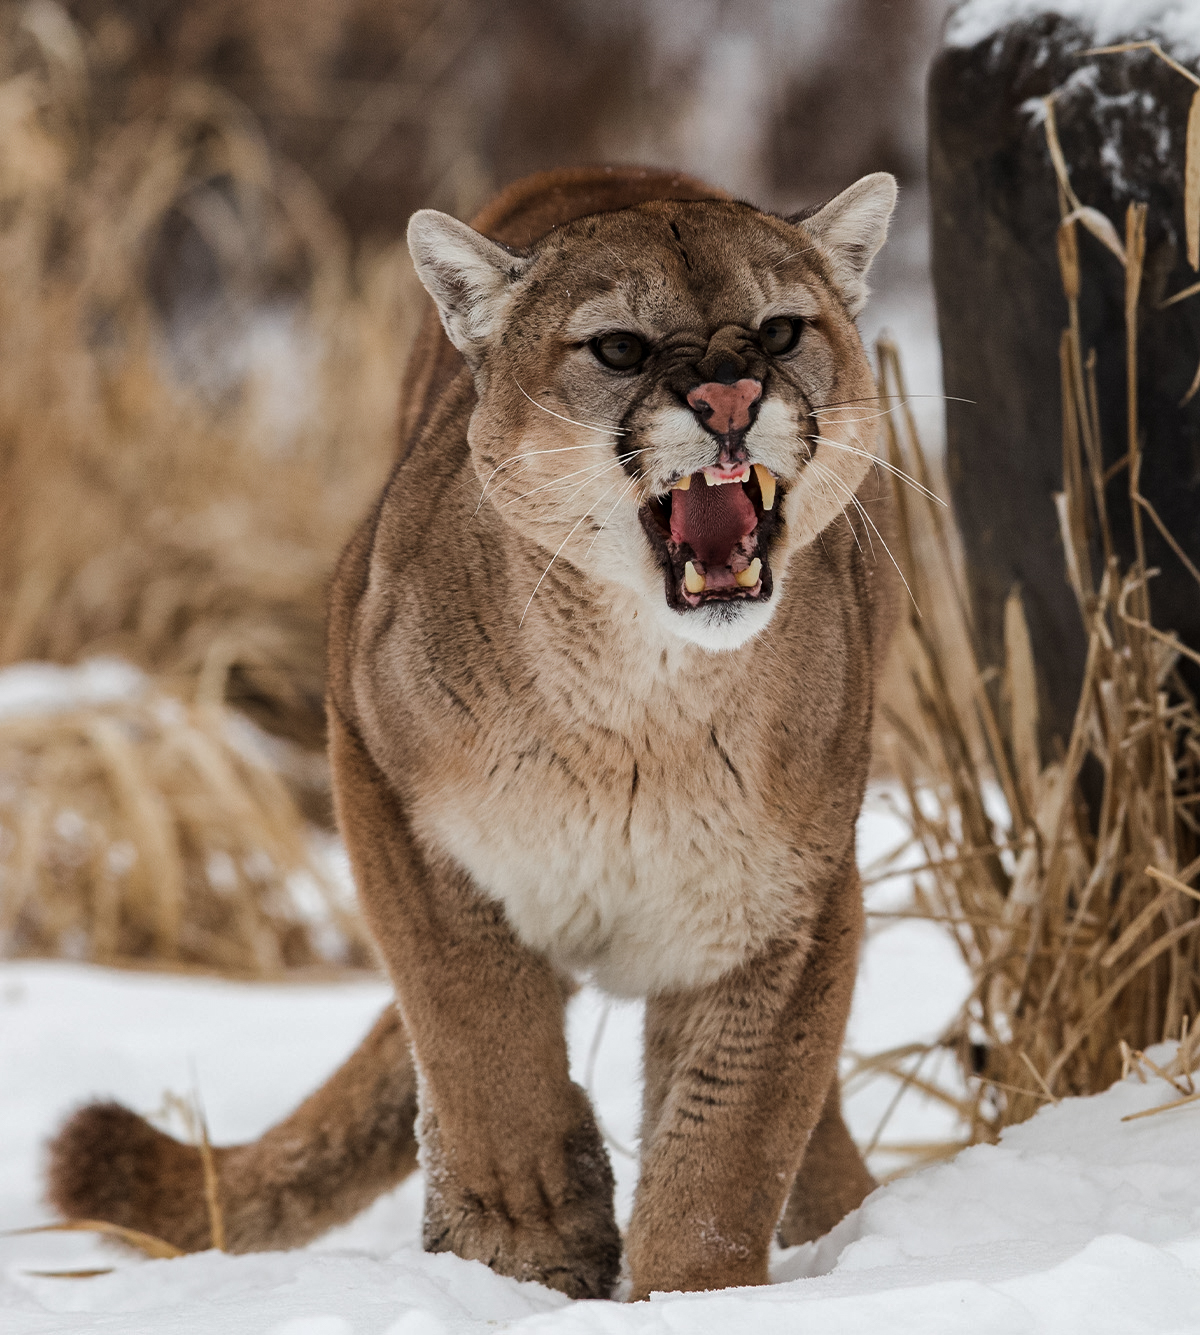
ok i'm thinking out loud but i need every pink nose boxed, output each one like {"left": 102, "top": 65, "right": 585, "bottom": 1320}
{"left": 686, "top": 379, "right": 762, "bottom": 434}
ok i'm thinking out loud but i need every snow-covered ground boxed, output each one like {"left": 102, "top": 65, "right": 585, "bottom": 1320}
{"left": 5, "top": 791, "right": 1200, "bottom": 1332}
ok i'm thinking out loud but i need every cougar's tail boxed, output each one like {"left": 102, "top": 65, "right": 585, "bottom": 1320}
{"left": 46, "top": 1005, "right": 418, "bottom": 1253}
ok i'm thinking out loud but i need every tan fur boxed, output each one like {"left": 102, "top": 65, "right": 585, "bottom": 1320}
{"left": 47, "top": 165, "right": 898, "bottom": 1300}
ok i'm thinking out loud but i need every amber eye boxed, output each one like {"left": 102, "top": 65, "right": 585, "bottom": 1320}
{"left": 760, "top": 316, "right": 801, "bottom": 356}
{"left": 591, "top": 331, "right": 645, "bottom": 370}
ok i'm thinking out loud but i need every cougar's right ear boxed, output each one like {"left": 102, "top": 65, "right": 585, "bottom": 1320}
{"left": 407, "top": 210, "right": 531, "bottom": 363}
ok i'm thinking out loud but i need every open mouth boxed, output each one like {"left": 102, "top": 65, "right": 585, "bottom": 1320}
{"left": 639, "top": 463, "right": 781, "bottom": 612}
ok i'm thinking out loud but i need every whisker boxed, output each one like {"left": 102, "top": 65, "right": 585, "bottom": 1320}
{"left": 771, "top": 244, "right": 819, "bottom": 269}
{"left": 595, "top": 239, "right": 627, "bottom": 270}
{"left": 809, "top": 392, "right": 975, "bottom": 411}
{"left": 512, "top": 376, "right": 628, "bottom": 436}
{"left": 812, "top": 404, "right": 908, "bottom": 425}
{"left": 808, "top": 456, "right": 919, "bottom": 613}
{"left": 520, "top": 472, "right": 641, "bottom": 628}
{"left": 472, "top": 442, "right": 609, "bottom": 514}
{"left": 809, "top": 434, "right": 946, "bottom": 507}
{"left": 584, "top": 468, "right": 646, "bottom": 556}
{"left": 502, "top": 452, "right": 637, "bottom": 508}
{"left": 806, "top": 455, "right": 866, "bottom": 559}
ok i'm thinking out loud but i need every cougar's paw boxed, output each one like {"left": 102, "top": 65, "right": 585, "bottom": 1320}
{"left": 46, "top": 1101, "right": 213, "bottom": 1252}
{"left": 420, "top": 1115, "right": 620, "bottom": 1300}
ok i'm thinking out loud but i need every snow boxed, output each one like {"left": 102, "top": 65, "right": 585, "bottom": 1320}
{"left": 4, "top": 794, "right": 1200, "bottom": 1331}
{"left": 0, "top": 658, "right": 146, "bottom": 721}
{"left": 947, "top": 0, "right": 1200, "bottom": 59}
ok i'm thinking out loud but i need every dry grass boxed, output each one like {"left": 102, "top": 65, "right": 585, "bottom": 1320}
{"left": 0, "top": 682, "right": 375, "bottom": 970}
{"left": 0, "top": 2, "right": 420, "bottom": 973}
{"left": 0, "top": 2, "right": 420, "bottom": 744}
{"left": 861, "top": 51, "right": 1200, "bottom": 1157}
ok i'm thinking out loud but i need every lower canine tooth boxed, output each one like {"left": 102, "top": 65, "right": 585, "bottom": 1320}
{"left": 736, "top": 558, "right": 762, "bottom": 588}
{"left": 753, "top": 464, "right": 776, "bottom": 510}
{"left": 673, "top": 474, "right": 692, "bottom": 491}
{"left": 684, "top": 561, "right": 706, "bottom": 594}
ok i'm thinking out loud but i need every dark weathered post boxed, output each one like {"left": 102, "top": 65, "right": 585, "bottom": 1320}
{"left": 929, "top": 7, "right": 1200, "bottom": 745}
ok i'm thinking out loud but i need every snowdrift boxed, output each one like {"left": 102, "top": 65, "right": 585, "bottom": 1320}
{"left": 4, "top": 961, "right": 1200, "bottom": 1334}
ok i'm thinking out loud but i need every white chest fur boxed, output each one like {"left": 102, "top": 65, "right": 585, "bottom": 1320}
{"left": 414, "top": 704, "right": 810, "bottom": 998}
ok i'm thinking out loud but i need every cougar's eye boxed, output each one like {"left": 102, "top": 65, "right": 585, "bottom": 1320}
{"left": 592, "top": 331, "right": 645, "bottom": 370}
{"left": 760, "top": 316, "right": 801, "bottom": 356}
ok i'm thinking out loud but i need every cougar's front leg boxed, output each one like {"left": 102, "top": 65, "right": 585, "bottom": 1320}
{"left": 329, "top": 712, "right": 620, "bottom": 1300}
{"left": 628, "top": 868, "right": 866, "bottom": 1298}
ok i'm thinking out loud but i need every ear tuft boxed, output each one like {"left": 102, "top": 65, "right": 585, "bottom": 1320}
{"left": 406, "top": 210, "right": 529, "bottom": 361}
{"left": 791, "top": 172, "right": 897, "bottom": 316}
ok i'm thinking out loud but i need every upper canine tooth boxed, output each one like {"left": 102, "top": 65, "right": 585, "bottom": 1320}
{"left": 684, "top": 561, "right": 706, "bottom": 594}
{"left": 736, "top": 558, "right": 762, "bottom": 588}
{"left": 673, "top": 474, "right": 692, "bottom": 491}
{"left": 753, "top": 464, "right": 776, "bottom": 510}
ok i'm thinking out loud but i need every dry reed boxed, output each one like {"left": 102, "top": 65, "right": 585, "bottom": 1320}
{"left": 861, "top": 44, "right": 1200, "bottom": 1157}
{"left": 0, "top": 1, "right": 421, "bottom": 972}
{"left": 0, "top": 680, "right": 374, "bottom": 970}
{"left": 0, "top": 1, "right": 419, "bottom": 745}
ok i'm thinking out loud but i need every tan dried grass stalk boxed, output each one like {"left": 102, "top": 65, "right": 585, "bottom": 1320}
{"left": 0, "top": 688, "right": 374, "bottom": 972}
{"left": 0, "top": 4, "right": 428, "bottom": 973}
{"left": 7, "top": 1219, "right": 184, "bottom": 1259}
{"left": 863, "top": 71, "right": 1200, "bottom": 1156}
{"left": 0, "top": 3, "right": 421, "bottom": 750}
{"left": 161, "top": 1089, "right": 226, "bottom": 1250}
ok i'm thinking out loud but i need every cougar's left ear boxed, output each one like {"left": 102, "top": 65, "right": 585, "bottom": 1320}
{"left": 407, "top": 210, "right": 531, "bottom": 364}
{"left": 791, "top": 173, "right": 897, "bottom": 317}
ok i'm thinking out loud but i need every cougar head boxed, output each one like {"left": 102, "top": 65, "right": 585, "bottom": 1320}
{"left": 408, "top": 173, "right": 895, "bottom": 651}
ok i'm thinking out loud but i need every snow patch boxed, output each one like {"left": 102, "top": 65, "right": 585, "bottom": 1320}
{"left": 0, "top": 658, "right": 146, "bottom": 721}
{"left": 7, "top": 950, "right": 1200, "bottom": 1331}
{"left": 948, "top": 0, "right": 1200, "bottom": 59}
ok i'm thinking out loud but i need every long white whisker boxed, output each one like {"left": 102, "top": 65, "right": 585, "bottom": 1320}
{"left": 810, "top": 434, "right": 946, "bottom": 506}
{"left": 806, "top": 456, "right": 866, "bottom": 558}
{"left": 585, "top": 468, "right": 646, "bottom": 556}
{"left": 771, "top": 244, "right": 819, "bottom": 269}
{"left": 808, "top": 455, "right": 918, "bottom": 613}
{"left": 520, "top": 473, "right": 639, "bottom": 628}
{"left": 473, "top": 442, "right": 609, "bottom": 514}
{"left": 502, "top": 452, "right": 637, "bottom": 508}
{"left": 512, "top": 377, "right": 628, "bottom": 436}
{"left": 596, "top": 239, "right": 627, "bottom": 270}
{"left": 809, "top": 393, "right": 975, "bottom": 410}
{"left": 813, "top": 405, "right": 908, "bottom": 426}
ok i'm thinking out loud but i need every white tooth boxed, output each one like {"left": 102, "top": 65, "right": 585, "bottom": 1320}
{"left": 735, "top": 558, "right": 762, "bottom": 589}
{"left": 704, "top": 471, "right": 719, "bottom": 486}
{"left": 753, "top": 464, "right": 776, "bottom": 510}
{"left": 673, "top": 474, "right": 692, "bottom": 491}
{"left": 684, "top": 561, "right": 706, "bottom": 594}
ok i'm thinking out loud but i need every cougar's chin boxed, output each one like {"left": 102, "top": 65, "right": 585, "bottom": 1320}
{"left": 656, "top": 593, "right": 780, "bottom": 652}
{"left": 638, "top": 462, "right": 783, "bottom": 642}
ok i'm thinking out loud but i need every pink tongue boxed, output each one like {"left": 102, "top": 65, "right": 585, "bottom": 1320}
{"left": 669, "top": 480, "right": 757, "bottom": 566}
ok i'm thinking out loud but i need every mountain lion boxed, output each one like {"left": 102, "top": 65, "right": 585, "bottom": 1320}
{"left": 49, "top": 164, "right": 899, "bottom": 1301}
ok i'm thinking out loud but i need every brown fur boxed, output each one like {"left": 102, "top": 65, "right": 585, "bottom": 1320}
{"left": 47, "top": 165, "right": 898, "bottom": 1300}
{"left": 49, "top": 1006, "right": 417, "bottom": 1252}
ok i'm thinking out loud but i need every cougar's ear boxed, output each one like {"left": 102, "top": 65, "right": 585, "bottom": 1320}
{"left": 407, "top": 210, "right": 530, "bottom": 362}
{"left": 791, "top": 173, "right": 897, "bottom": 316}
